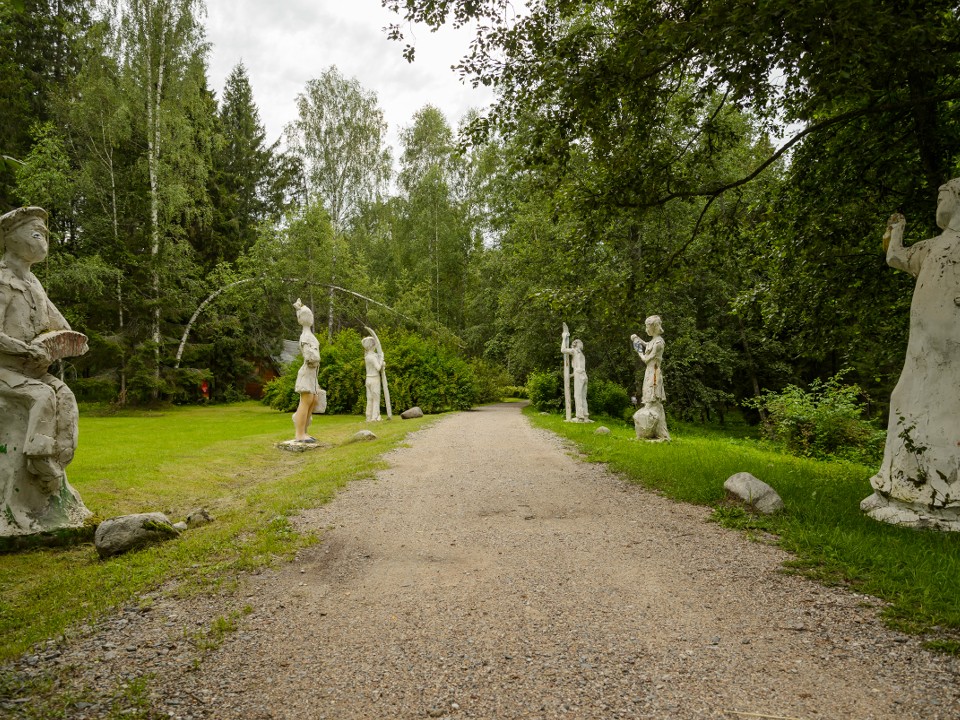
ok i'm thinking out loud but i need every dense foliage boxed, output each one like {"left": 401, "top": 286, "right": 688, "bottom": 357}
{"left": 747, "top": 371, "right": 886, "bottom": 464}
{"left": 263, "top": 328, "right": 485, "bottom": 414}
{"left": 4, "top": 0, "right": 959, "bottom": 438}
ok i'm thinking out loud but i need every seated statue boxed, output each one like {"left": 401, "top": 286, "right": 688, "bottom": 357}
{"left": 0, "top": 207, "right": 91, "bottom": 536}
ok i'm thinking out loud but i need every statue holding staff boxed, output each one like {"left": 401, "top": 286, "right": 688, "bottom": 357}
{"left": 362, "top": 326, "right": 391, "bottom": 421}
{"left": 561, "top": 326, "right": 589, "bottom": 422}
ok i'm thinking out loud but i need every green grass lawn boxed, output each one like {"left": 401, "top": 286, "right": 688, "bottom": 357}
{"left": 0, "top": 402, "right": 428, "bottom": 662}
{"left": 528, "top": 408, "right": 960, "bottom": 650}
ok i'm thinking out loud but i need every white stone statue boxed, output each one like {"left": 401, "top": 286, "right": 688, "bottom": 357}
{"left": 861, "top": 179, "right": 960, "bottom": 531}
{"left": 631, "top": 315, "right": 670, "bottom": 441}
{"left": 362, "top": 335, "right": 385, "bottom": 422}
{"left": 291, "top": 299, "right": 322, "bottom": 443}
{"left": 561, "top": 327, "right": 589, "bottom": 422}
{"left": 0, "top": 207, "right": 91, "bottom": 536}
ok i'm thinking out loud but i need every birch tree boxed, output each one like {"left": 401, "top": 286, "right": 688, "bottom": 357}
{"left": 285, "top": 66, "right": 391, "bottom": 338}
{"left": 112, "top": 0, "right": 210, "bottom": 395}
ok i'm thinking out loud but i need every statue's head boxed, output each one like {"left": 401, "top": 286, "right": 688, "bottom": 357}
{"left": 936, "top": 178, "right": 960, "bottom": 231}
{"left": 645, "top": 315, "right": 663, "bottom": 335}
{"left": 361, "top": 336, "right": 376, "bottom": 350}
{"left": 572, "top": 338, "right": 583, "bottom": 350}
{"left": 0, "top": 206, "right": 48, "bottom": 262}
{"left": 293, "top": 298, "right": 313, "bottom": 327}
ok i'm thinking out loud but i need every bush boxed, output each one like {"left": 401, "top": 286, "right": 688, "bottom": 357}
{"left": 527, "top": 370, "right": 563, "bottom": 412}
{"left": 746, "top": 370, "right": 885, "bottom": 463}
{"left": 469, "top": 359, "right": 513, "bottom": 404}
{"left": 587, "top": 378, "right": 632, "bottom": 420}
{"left": 262, "top": 328, "right": 481, "bottom": 415}
{"left": 502, "top": 385, "right": 528, "bottom": 399}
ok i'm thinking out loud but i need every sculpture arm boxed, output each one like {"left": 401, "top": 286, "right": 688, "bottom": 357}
{"left": 639, "top": 338, "right": 663, "bottom": 364}
{"left": 45, "top": 297, "right": 71, "bottom": 331}
{"left": 0, "top": 288, "right": 44, "bottom": 360}
{"left": 301, "top": 340, "right": 320, "bottom": 367}
{"left": 885, "top": 213, "right": 928, "bottom": 277}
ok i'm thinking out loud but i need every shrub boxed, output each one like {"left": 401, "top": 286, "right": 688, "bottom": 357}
{"left": 502, "top": 385, "right": 528, "bottom": 399}
{"left": 746, "top": 370, "right": 885, "bottom": 463}
{"left": 587, "top": 378, "right": 632, "bottom": 420}
{"left": 263, "top": 328, "right": 481, "bottom": 415}
{"left": 527, "top": 370, "right": 563, "bottom": 413}
{"left": 469, "top": 359, "right": 513, "bottom": 404}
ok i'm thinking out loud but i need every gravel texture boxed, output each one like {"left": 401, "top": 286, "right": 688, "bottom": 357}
{"left": 6, "top": 402, "right": 960, "bottom": 719}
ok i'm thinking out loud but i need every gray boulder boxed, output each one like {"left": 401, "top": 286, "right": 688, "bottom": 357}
{"left": 594, "top": 426, "right": 611, "bottom": 435}
{"left": 350, "top": 430, "right": 378, "bottom": 442}
{"left": 723, "top": 472, "right": 784, "bottom": 514}
{"left": 94, "top": 512, "right": 179, "bottom": 558}
{"left": 400, "top": 406, "right": 424, "bottom": 419}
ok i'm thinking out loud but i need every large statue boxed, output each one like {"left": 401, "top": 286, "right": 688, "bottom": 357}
{"left": 0, "top": 207, "right": 91, "bottom": 536}
{"left": 631, "top": 315, "right": 670, "bottom": 441}
{"left": 861, "top": 180, "right": 960, "bottom": 531}
{"left": 361, "top": 331, "right": 386, "bottom": 422}
{"left": 561, "top": 326, "right": 589, "bottom": 422}
{"left": 291, "top": 299, "right": 322, "bottom": 443}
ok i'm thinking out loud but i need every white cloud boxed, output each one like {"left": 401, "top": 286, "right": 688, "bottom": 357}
{"left": 204, "top": 0, "right": 495, "bottom": 158}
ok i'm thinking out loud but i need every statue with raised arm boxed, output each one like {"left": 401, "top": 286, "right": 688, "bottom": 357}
{"left": 291, "top": 299, "right": 322, "bottom": 443}
{"left": 631, "top": 315, "right": 670, "bottom": 442}
{"left": 861, "top": 180, "right": 960, "bottom": 531}
{"left": 0, "top": 207, "right": 92, "bottom": 536}
{"left": 560, "top": 327, "right": 589, "bottom": 422}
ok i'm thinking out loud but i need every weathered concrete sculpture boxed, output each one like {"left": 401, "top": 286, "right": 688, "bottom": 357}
{"left": 362, "top": 336, "right": 384, "bottom": 422}
{"left": 362, "top": 326, "right": 391, "bottom": 421}
{"left": 631, "top": 315, "right": 670, "bottom": 441}
{"left": 291, "top": 299, "right": 322, "bottom": 443}
{"left": 0, "top": 207, "right": 91, "bottom": 536}
{"left": 561, "top": 326, "right": 589, "bottom": 422}
{"left": 861, "top": 180, "right": 960, "bottom": 531}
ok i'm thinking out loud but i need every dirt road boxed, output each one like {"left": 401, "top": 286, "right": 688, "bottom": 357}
{"left": 27, "top": 402, "right": 960, "bottom": 719}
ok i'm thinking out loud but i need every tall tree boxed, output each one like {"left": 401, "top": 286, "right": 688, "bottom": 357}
{"left": 112, "top": 0, "right": 212, "bottom": 396}
{"left": 204, "top": 61, "right": 284, "bottom": 267}
{"left": 0, "top": 0, "right": 90, "bottom": 210}
{"left": 285, "top": 66, "right": 392, "bottom": 337}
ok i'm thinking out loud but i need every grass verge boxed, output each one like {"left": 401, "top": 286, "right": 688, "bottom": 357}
{"left": 527, "top": 407, "right": 960, "bottom": 650}
{"left": 0, "top": 402, "right": 428, "bottom": 663}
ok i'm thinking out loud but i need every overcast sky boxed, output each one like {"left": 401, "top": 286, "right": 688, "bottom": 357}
{"left": 204, "top": 0, "right": 496, "bottom": 158}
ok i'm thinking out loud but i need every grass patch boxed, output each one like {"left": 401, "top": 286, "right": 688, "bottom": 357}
{"left": 0, "top": 402, "right": 428, "bottom": 663}
{"left": 528, "top": 407, "right": 960, "bottom": 648}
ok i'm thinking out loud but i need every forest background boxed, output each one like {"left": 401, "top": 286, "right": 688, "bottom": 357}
{"left": 2, "top": 0, "right": 959, "bottom": 434}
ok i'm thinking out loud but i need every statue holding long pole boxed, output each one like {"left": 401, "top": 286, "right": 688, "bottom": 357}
{"left": 561, "top": 323, "right": 572, "bottom": 421}
{"left": 363, "top": 326, "right": 392, "bottom": 420}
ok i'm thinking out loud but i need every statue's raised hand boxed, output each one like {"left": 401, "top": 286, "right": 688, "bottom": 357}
{"left": 883, "top": 212, "right": 906, "bottom": 251}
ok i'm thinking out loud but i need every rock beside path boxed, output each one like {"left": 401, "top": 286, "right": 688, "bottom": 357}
{"left": 724, "top": 472, "right": 784, "bottom": 514}
{"left": 400, "top": 406, "right": 424, "bottom": 419}
{"left": 94, "top": 513, "right": 179, "bottom": 558}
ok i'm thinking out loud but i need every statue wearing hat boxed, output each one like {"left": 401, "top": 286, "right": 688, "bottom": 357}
{"left": 0, "top": 207, "right": 91, "bottom": 536}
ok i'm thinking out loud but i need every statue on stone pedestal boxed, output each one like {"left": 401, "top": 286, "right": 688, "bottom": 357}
{"left": 0, "top": 207, "right": 91, "bottom": 536}
{"left": 561, "top": 326, "right": 589, "bottom": 422}
{"left": 631, "top": 315, "right": 670, "bottom": 442}
{"left": 291, "top": 299, "right": 322, "bottom": 443}
{"left": 861, "top": 179, "right": 960, "bottom": 531}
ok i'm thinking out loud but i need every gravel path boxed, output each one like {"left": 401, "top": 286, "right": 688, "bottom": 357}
{"left": 10, "top": 402, "right": 960, "bottom": 719}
